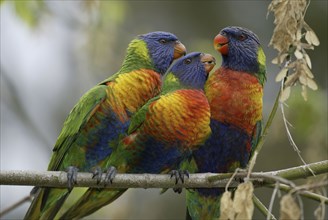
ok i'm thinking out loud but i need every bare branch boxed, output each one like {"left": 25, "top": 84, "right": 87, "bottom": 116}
{"left": 0, "top": 170, "right": 237, "bottom": 189}
{"left": 280, "top": 100, "right": 315, "bottom": 176}
{"left": 248, "top": 90, "right": 281, "bottom": 173}
{"left": 208, "top": 160, "right": 328, "bottom": 183}
{"left": 267, "top": 182, "right": 280, "bottom": 220}
{"left": 1, "top": 160, "right": 327, "bottom": 189}
{"left": 0, "top": 195, "right": 32, "bottom": 218}
{"left": 266, "top": 183, "right": 328, "bottom": 205}
{"left": 253, "top": 195, "right": 277, "bottom": 220}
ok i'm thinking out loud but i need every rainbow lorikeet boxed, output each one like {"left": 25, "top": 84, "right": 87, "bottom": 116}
{"left": 186, "top": 26, "right": 266, "bottom": 220}
{"left": 59, "top": 52, "right": 216, "bottom": 219}
{"left": 24, "top": 31, "right": 186, "bottom": 220}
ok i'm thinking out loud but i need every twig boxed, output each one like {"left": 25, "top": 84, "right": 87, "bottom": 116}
{"left": 266, "top": 183, "right": 328, "bottom": 205}
{"left": 0, "top": 69, "right": 52, "bottom": 148}
{"left": 248, "top": 89, "right": 281, "bottom": 174}
{"left": 1, "top": 160, "right": 327, "bottom": 188}
{"left": 296, "top": 191, "right": 305, "bottom": 220}
{"left": 269, "top": 160, "right": 326, "bottom": 180}
{"left": 0, "top": 195, "right": 32, "bottom": 218}
{"left": 280, "top": 97, "right": 315, "bottom": 176}
{"left": 291, "top": 180, "right": 328, "bottom": 193}
{"left": 225, "top": 168, "right": 243, "bottom": 192}
{"left": 267, "top": 181, "right": 280, "bottom": 220}
{"left": 0, "top": 171, "right": 237, "bottom": 189}
{"left": 208, "top": 160, "right": 328, "bottom": 182}
{"left": 253, "top": 195, "right": 277, "bottom": 220}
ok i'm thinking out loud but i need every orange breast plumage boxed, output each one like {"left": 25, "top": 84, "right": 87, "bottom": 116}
{"left": 142, "top": 89, "right": 211, "bottom": 148}
{"left": 108, "top": 69, "right": 162, "bottom": 115}
{"left": 205, "top": 67, "right": 263, "bottom": 135}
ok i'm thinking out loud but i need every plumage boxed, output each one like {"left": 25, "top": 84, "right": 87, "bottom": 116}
{"left": 186, "top": 26, "right": 266, "bottom": 220}
{"left": 60, "top": 52, "right": 216, "bottom": 219}
{"left": 24, "top": 31, "right": 186, "bottom": 220}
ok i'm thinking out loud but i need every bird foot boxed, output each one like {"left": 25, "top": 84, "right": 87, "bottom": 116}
{"left": 30, "top": 186, "right": 39, "bottom": 197}
{"left": 92, "top": 166, "right": 103, "bottom": 184}
{"left": 234, "top": 176, "right": 245, "bottom": 183}
{"left": 173, "top": 187, "right": 183, "bottom": 194}
{"left": 170, "top": 170, "right": 189, "bottom": 194}
{"left": 104, "top": 166, "right": 117, "bottom": 186}
{"left": 170, "top": 170, "right": 189, "bottom": 184}
{"left": 66, "top": 166, "right": 79, "bottom": 192}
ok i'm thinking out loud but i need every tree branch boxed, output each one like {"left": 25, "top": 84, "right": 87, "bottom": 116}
{"left": 1, "top": 160, "right": 327, "bottom": 189}
{"left": 253, "top": 195, "right": 277, "bottom": 220}
{"left": 0, "top": 170, "right": 233, "bottom": 188}
{"left": 0, "top": 195, "right": 32, "bottom": 218}
{"left": 208, "top": 160, "right": 328, "bottom": 182}
{"left": 248, "top": 89, "right": 281, "bottom": 170}
{"left": 266, "top": 183, "right": 328, "bottom": 205}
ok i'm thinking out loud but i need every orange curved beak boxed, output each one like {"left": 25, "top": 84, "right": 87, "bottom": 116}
{"left": 173, "top": 41, "right": 187, "bottom": 59}
{"left": 214, "top": 34, "right": 229, "bottom": 55}
{"left": 200, "top": 53, "right": 216, "bottom": 74}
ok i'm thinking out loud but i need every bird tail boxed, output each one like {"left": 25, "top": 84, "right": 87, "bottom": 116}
{"left": 185, "top": 189, "right": 222, "bottom": 220}
{"left": 24, "top": 187, "right": 69, "bottom": 220}
{"left": 59, "top": 188, "right": 127, "bottom": 220}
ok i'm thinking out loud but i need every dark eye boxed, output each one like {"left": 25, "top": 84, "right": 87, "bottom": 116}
{"left": 238, "top": 34, "right": 247, "bottom": 41}
{"left": 159, "top": 39, "right": 167, "bottom": 44}
{"left": 184, "top": 58, "right": 192, "bottom": 64}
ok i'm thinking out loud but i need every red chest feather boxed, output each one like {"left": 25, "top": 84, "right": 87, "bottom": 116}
{"left": 205, "top": 67, "right": 263, "bottom": 135}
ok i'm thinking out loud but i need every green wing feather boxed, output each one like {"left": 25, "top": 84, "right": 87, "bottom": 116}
{"left": 127, "top": 72, "right": 181, "bottom": 134}
{"left": 127, "top": 96, "right": 160, "bottom": 134}
{"left": 250, "top": 120, "right": 262, "bottom": 156}
{"left": 48, "top": 85, "right": 108, "bottom": 171}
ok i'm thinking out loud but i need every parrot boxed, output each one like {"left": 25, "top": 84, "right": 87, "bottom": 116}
{"left": 185, "top": 26, "right": 266, "bottom": 220}
{"left": 59, "top": 52, "right": 216, "bottom": 219}
{"left": 24, "top": 31, "right": 186, "bottom": 220}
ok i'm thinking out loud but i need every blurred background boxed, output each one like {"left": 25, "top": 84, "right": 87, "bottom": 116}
{"left": 0, "top": 1, "right": 327, "bottom": 219}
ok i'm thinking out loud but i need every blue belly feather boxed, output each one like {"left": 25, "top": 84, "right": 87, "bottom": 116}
{"left": 192, "top": 119, "right": 252, "bottom": 196}
{"left": 83, "top": 108, "right": 130, "bottom": 170}
{"left": 130, "top": 137, "right": 192, "bottom": 174}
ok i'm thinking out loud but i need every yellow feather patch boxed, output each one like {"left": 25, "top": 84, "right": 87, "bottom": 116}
{"left": 143, "top": 90, "right": 211, "bottom": 148}
{"left": 164, "top": 72, "right": 179, "bottom": 84}
{"left": 110, "top": 69, "right": 161, "bottom": 114}
{"left": 129, "top": 39, "right": 150, "bottom": 61}
{"left": 257, "top": 47, "right": 266, "bottom": 67}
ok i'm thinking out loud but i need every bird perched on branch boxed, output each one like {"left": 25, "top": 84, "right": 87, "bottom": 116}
{"left": 24, "top": 31, "right": 186, "bottom": 220}
{"left": 59, "top": 52, "right": 216, "bottom": 220}
{"left": 186, "top": 26, "right": 266, "bottom": 220}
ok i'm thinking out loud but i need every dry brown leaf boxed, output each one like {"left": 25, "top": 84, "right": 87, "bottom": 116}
{"left": 304, "top": 53, "right": 312, "bottom": 69}
{"left": 219, "top": 191, "right": 235, "bottom": 220}
{"left": 284, "top": 73, "right": 298, "bottom": 87}
{"left": 272, "top": 53, "right": 289, "bottom": 65}
{"left": 294, "top": 49, "right": 303, "bottom": 59}
{"left": 301, "top": 85, "right": 308, "bottom": 101}
{"left": 280, "top": 86, "right": 291, "bottom": 102}
{"left": 306, "top": 77, "right": 318, "bottom": 90}
{"left": 275, "top": 68, "right": 289, "bottom": 82}
{"left": 305, "top": 30, "right": 320, "bottom": 46}
{"left": 299, "top": 75, "right": 307, "bottom": 85}
{"left": 301, "top": 42, "right": 314, "bottom": 50}
{"left": 232, "top": 182, "right": 254, "bottom": 220}
{"left": 279, "top": 194, "right": 301, "bottom": 220}
{"left": 303, "top": 63, "right": 314, "bottom": 78}
{"left": 268, "top": 0, "right": 307, "bottom": 54}
{"left": 269, "top": 0, "right": 319, "bottom": 102}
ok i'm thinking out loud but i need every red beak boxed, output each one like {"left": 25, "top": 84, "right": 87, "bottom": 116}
{"left": 214, "top": 34, "right": 229, "bottom": 55}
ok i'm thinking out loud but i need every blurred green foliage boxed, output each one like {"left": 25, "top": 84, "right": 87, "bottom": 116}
{"left": 10, "top": 0, "right": 45, "bottom": 27}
